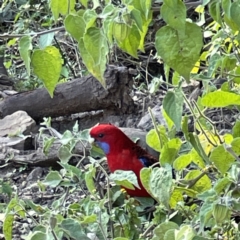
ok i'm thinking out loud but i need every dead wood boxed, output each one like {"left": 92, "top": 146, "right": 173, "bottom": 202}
{"left": 0, "top": 65, "right": 134, "bottom": 121}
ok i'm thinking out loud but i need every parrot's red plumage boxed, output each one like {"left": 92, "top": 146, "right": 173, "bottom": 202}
{"left": 90, "top": 123, "right": 158, "bottom": 197}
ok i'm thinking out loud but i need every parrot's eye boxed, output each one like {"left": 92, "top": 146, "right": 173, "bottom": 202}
{"left": 98, "top": 133, "right": 104, "bottom": 138}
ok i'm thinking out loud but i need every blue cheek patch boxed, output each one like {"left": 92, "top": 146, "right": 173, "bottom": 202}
{"left": 96, "top": 141, "right": 110, "bottom": 155}
{"left": 139, "top": 157, "right": 151, "bottom": 167}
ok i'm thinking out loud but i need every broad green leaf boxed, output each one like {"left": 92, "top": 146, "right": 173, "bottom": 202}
{"left": 32, "top": 46, "right": 62, "bottom": 97}
{"left": 163, "top": 89, "right": 183, "bottom": 130}
{"left": 24, "top": 199, "right": 46, "bottom": 214}
{"left": 152, "top": 222, "right": 179, "bottom": 240}
{"left": 3, "top": 213, "right": 14, "bottom": 240}
{"left": 39, "top": 32, "right": 54, "bottom": 49}
{"left": 209, "top": 0, "right": 222, "bottom": 25}
{"left": 60, "top": 130, "right": 73, "bottom": 145}
{"left": 81, "top": 214, "right": 97, "bottom": 224}
{"left": 232, "top": 66, "right": 240, "bottom": 83}
{"left": 169, "top": 188, "right": 183, "bottom": 209}
{"left": 230, "top": 1, "right": 240, "bottom": 29}
{"left": 231, "top": 137, "right": 240, "bottom": 155}
{"left": 161, "top": 0, "right": 186, "bottom": 33}
{"left": 164, "top": 229, "right": 175, "bottom": 240}
{"left": 43, "top": 171, "right": 62, "bottom": 187}
{"left": 85, "top": 165, "right": 96, "bottom": 194}
{"left": 138, "top": 11, "right": 152, "bottom": 52}
{"left": 201, "top": 91, "right": 240, "bottom": 107}
{"left": 146, "top": 125, "right": 168, "bottom": 152}
{"left": 210, "top": 145, "right": 235, "bottom": 174}
{"left": 28, "top": 231, "right": 47, "bottom": 240}
{"left": 19, "top": 36, "right": 32, "bottom": 76}
{"left": 163, "top": 108, "right": 174, "bottom": 131}
{"left": 79, "top": 27, "right": 108, "bottom": 87}
{"left": 118, "top": 24, "right": 140, "bottom": 58}
{"left": 149, "top": 165, "right": 173, "bottom": 207}
{"left": 232, "top": 120, "right": 240, "bottom": 138}
{"left": 214, "top": 177, "right": 232, "bottom": 194}
{"left": 173, "top": 154, "right": 192, "bottom": 171}
{"left": 43, "top": 137, "right": 56, "bottom": 155}
{"left": 189, "top": 133, "right": 210, "bottom": 164}
{"left": 79, "top": 0, "right": 88, "bottom": 8}
{"left": 130, "top": 8, "right": 143, "bottom": 31}
{"left": 140, "top": 167, "right": 152, "bottom": 195}
{"left": 58, "top": 145, "right": 72, "bottom": 163}
{"left": 184, "top": 170, "right": 211, "bottom": 193}
{"left": 83, "top": 9, "right": 98, "bottom": 30}
{"left": 175, "top": 225, "right": 196, "bottom": 240}
{"left": 64, "top": 14, "right": 86, "bottom": 41}
{"left": 50, "top": 0, "right": 75, "bottom": 20}
{"left": 191, "top": 149, "right": 206, "bottom": 169}
{"left": 110, "top": 170, "right": 140, "bottom": 190}
{"left": 160, "top": 138, "right": 182, "bottom": 166}
{"left": 155, "top": 22, "right": 203, "bottom": 81}
{"left": 60, "top": 219, "right": 90, "bottom": 240}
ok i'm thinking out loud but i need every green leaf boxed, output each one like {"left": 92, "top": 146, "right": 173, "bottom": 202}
{"left": 50, "top": 0, "right": 75, "bottom": 20}
{"left": 3, "top": 213, "right": 14, "bottom": 240}
{"left": 24, "top": 199, "right": 46, "bottom": 214}
{"left": 210, "top": 145, "right": 235, "bottom": 174}
{"left": 79, "top": 27, "right": 108, "bottom": 87}
{"left": 32, "top": 46, "right": 62, "bottom": 97}
{"left": 189, "top": 133, "right": 210, "bottom": 164}
{"left": 39, "top": 32, "right": 55, "bottom": 48}
{"left": 232, "top": 120, "right": 240, "bottom": 138}
{"left": 152, "top": 221, "right": 179, "bottom": 240}
{"left": 209, "top": 0, "right": 222, "bottom": 25}
{"left": 149, "top": 165, "right": 173, "bottom": 207}
{"left": 201, "top": 91, "right": 240, "bottom": 107}
{"left": 43, "top": 171, "right": 62, "bottom": 187}
{"left": 60, "top": 218, "right": 90, "bottom": 240}
{"left": 64, "top": 14, "right": 86, "bottom": 41}
{"left": 173, "top": 154, "right": 192, "bottom": 171}
{"left": 230, "top": 1, "right": 240, "bottom": 29}
{"left": 175, "top": 225, "right": 196, "bottom": 240}
{"left": 28, "top": 231, "right": 47, "bottom": 240}
{"left": 118, "top": 24, "right": 140, "bottom": 58}
{"left": 160, "top": 138, "right": 182, "bottom": 166}
{"left": 169, "top": 188, "right": 183, "bottom": 209}
{"left": 155, "top": 22, "right": 203, "bottom": 81}
{"left": 231, "top": 137, "right": 240, "bottom": 155}
{"left": 146, "top": 126, "right": 168, "bottom": 152}
{"left": 85, "top": 165, "right": 96, "bottom": 194}
{"left": 60, "top": 130, "right": 73, "bottom": 145}
{"left": 140, "top": 168, "right": 152, "bottom": 194}
{"left": 110, "top": 170, "right": 140, "bottom": 190}
{"left": 163, "top": 89, "right": 183, "bottom": 130}
{"left": 19, "top": 36, "right": 32, "bottom": 76}
{"left": 161, "top": 0, "right": 186, "bottom": 33}
{"left": 43, "top": 137, "right": 56, "bottom": 155}
{"left": 184, "top": 170, "right": 211, "bottom": 193}
{"left": 130, "top": 8, "right": 143, "bottom": 31}
{"left": 1, "top": 182, "right": 12, "bottom": 198}
{"left": 58, "top": 145, "right": 72, "bottom": 164}
{"left": 214, "top": 177, "right": 232, "bottom": 194}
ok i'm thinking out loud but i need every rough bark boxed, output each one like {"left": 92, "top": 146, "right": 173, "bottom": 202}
{"left": 0, "top": 65, "right": 134, "bottom": 120}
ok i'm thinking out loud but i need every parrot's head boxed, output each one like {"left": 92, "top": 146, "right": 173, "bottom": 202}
{"left": 89, "top": 123, "right": 130, "bottom": 155}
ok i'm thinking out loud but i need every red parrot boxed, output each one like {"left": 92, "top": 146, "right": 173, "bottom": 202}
{"left": 89, "top": 123, "right": 158, "bottom": 197}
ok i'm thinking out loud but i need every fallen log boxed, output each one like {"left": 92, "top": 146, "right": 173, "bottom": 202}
{"left": 0, "top": 66, "right": 134, "bottom": 121}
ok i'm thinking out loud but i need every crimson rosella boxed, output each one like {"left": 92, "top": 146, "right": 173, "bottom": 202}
{"left": 89, "top": 123, "right": 158, "bottom": 197}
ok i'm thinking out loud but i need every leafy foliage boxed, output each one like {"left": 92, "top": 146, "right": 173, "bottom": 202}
{"left": 3, "top": 0, "right": 240, "bottom": 239}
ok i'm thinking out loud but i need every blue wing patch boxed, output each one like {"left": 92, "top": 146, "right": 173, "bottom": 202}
{"left": 139, "top": 157, "right": 152, "bottom": 167}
